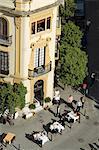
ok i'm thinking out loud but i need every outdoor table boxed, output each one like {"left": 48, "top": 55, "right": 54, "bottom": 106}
{"left": 3, "top": 132, "right": 15, "bottom": 144}
{"left": 50, "top": 121, "right": 64, "bottom": 133}
{"left": 67, "top": 111, "right": 79, "bottom": 123}
{"left": 33, "top": 132, "right": 49, "bottom": 145}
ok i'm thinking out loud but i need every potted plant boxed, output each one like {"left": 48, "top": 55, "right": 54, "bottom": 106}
{"left": 43, "top": 97, "right": 51, "bottom": 110}
{"left": 29, "top": 103, "right": 36, "bottom": 116}
{"left": 29, "top": 103, "right": 36, "bottom": 110}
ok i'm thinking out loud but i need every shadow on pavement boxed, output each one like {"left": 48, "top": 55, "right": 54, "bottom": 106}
{"left": 48, "top": 108, "right": 55, "bottom": 116}
{"left": 94, "top": 104, "right": 99, "bottom": 110}
{"left": 43, "top": 123, "right": 52, "bottom": 135}
{"left": 89, "top": 143, "right": 97, "bottom": 150}
{"left": 25, "top": 132, "right": 42, "bottom": 148}
{"left": 93, "top": 142, "right": 99, "bottom": 148}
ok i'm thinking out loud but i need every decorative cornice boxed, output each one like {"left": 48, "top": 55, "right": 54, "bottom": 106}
{"left": 30, "top": 37, "right": 51, "bottom": 48}
{"left": 0, "top": 0, "right": 62, "bottom": 17}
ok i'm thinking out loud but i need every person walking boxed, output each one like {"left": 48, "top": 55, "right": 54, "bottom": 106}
{"left": 86, "top": 19, "right": 91, "bottom": 32}
{"left": 90, "top": 72, "right": 95, "bottom": 87}
{"left": 67, "top": 95, "right": 74, "bottom": 109}
{"left": 76, "top": 99, "right": 82, "bottom": 112}
{"left": 56, "top": 104, "right": 60, "bottom": 117}
{"left": 82, "top": 82, "right": 88, "bottom": 95}
{"left": 80, "top": 96, "right": 87, "bottom": 117}
{"left": 80, "top": 96, "right": 85, "bottom": 109}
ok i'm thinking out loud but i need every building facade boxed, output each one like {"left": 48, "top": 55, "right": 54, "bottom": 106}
{"left": 0, "top": 0, "right": 62, "bottom": 106}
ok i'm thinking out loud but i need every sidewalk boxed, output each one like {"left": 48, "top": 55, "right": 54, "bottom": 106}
{"left": 1, "top": 85, "right": 98, "bottom": 150}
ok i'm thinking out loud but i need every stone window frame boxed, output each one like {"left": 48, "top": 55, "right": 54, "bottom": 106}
{"left": 0, "top": 17, "right": 9, "bottom": 40}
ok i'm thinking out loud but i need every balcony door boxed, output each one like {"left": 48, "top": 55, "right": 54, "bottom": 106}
{"left": 34, "top": 47, "right": 45, "bottom": 69}
{"left": 0, "top": 17, "right": 8, "bottom": 40}
{"left": 34, "top": 80, "right": 44, "bottom": 105}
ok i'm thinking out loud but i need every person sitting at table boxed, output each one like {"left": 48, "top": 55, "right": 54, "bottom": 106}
{"left": 66, "top": 113, "right": 73, "bottom": 123}
{"left": 76, "top": 111, "right": 80, "bottom": 123}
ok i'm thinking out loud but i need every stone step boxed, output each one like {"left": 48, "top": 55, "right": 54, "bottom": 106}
{"left": 34, "top": 106, "right": 43, "bottom": 113}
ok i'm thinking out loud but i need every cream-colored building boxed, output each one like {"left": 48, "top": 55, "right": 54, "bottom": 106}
{"left": 0, "top": 0, "right": 62, "bottom": 106}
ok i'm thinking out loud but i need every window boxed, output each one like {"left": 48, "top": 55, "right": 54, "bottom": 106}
{"left": 47, "top": 17, "right": 51, "bottom": 29}
{"left": 31, "top": 22, "right": 35, "bottom": 34}
{"left": 0, "top": 17, "right": 8, "bottom": 40}
{"left": 37, "top": 19, "right": 45, "bottom": 32}
{"left": 31, "top": 17, "right": 51, "bottom": 34}
{"left": 0, "top": 51, "right": 9, "bottom": 75}
{"left": 34, "top": 47, "right": 45, "bottom": 68}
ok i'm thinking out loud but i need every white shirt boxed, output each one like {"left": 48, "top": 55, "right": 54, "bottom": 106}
{"left": 77, "top": 101, "right": 82, "bottom": 107}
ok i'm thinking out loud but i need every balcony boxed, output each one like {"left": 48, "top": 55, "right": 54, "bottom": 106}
{"left": 0, "top": 70, "right": 9, "bottom": 76}
{"left": 28, "top": 61, "right": 52, "bottom": 78}
{"left": 0, "top": 34, "right": 12, "bottom": 46}
{"left": 56, "top": 17, "right": 61, "bottom": 36}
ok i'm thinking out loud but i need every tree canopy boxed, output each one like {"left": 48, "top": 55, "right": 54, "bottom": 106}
{"left": 59, "top": 21, "right": 88, "bottom": 87}
{"left": 61, "top": 21, "right": 83, "bottom": 48}
{"left": 0, "top": 82, "right": 27, "bottom": 114}
{"left": 59, "top": 45, "right": 88, "bottom": 86}
{"left": 59, "top": 0, "right": 76, "bottom": 21}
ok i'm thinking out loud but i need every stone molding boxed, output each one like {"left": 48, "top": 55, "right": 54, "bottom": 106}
{"left": 0, "top": 0, "right": 61, "bottom": 17}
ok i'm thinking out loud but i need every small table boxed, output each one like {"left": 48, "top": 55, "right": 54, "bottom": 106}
{"left": 3, "top": 132, "right": 15, "bottom": 144}
{"left": 50, "top": 121, "right": 64, "bottom": 133}
{"left": 33, "top": 132, "right": 49, "bottom": 145}
{"left": 67, "top": 111, "right": 79, "bottom": 123}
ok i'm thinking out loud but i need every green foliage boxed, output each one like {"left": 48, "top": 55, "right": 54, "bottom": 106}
{"left": 59, "top": 45, "right": 88, "bottom": 86}
{"left": 0, "top": 82, "right": 27, "bottom": 114}
{"left": 59, "top": 21, "right": 88, "bottom": 87}
{"left": 29, "top": 103, "right": 36, "bottom": 109}
{"left": 0, "top": 83, "right": 14, "bottom": 113}
{"left": 13, "top": 82, "right": 27, "bottom": 109}
{"left": 44, "top": 97, "right": 51, "bottom": 103}
{"left": 61, "top": 21, "right": 83, "bottom": 48}
{"left": 59, "top": 0, "right": 76, "bottom": 21}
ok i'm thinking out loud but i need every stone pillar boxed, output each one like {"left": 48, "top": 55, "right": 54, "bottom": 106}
{"left": 20, "top": 16, "right": 31, "bottom": 78}
{"left": 15, "top": 17, "right": 21, "bottom": 76}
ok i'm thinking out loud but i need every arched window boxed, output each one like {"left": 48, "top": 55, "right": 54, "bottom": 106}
{"left": 0, "top": 17, "right": 8, "bottom": 40}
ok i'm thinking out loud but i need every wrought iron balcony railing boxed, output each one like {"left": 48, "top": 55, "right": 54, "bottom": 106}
{"left": 0, "top": 70, "right": 9, "bottom": 76}
{"left": 0, "top": 34, "right": 12, "bottom": 46}
{"left": 28, "top": 61, "right": 52, "bottom": 77}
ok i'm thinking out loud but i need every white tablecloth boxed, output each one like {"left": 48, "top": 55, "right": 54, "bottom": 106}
{"left": 50, "top": 121, "right": 64, "bottom": 133}
{"left": 67, "top": 111, "right": 79, "bottom": 123}
{"left": 33, "top": 132, "right": 49, "bottom": 145}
